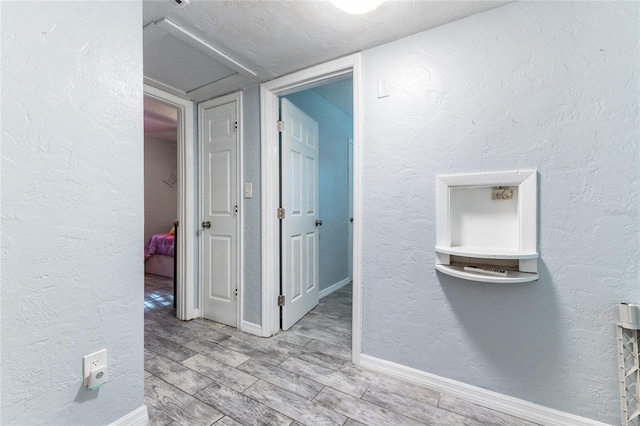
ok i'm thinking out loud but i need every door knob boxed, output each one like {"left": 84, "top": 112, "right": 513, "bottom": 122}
{"left": 202, "top": 221, "right": 211, "bottom": 229}
{"left": 315, "top": 220, "right": 323, "bottom": 227}
{"left": 349, "top": 217, "right": 353, "bottom": 223}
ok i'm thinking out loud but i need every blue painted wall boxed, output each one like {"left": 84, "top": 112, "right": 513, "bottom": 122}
{"left": 361, "top": 2, "right": 638, "bottom": 423}
{"left": 284, "top": 85, "right": 353, "bottom": 292}
{"left": 242, "top": 85, "right": 262, "bottom": 325}
{"left": 1, "top": 1, "right": 144, "bottom": 423}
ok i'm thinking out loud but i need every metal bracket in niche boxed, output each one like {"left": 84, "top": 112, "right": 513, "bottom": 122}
{"left": 492, "top": 186, "right": 515, "bottom": 200}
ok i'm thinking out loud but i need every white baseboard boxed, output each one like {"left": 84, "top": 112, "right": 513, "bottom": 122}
{"left": 359, "top": 355, "right": 608, "bottom": 426}
{"left": 109, "top": 405, "right": 148, "bottom": 426}
{"left": 241, "top": 320, "right": 263, "bottom": 337}
{"left": 319, "top": 277, "right": 351, "bottom": 299}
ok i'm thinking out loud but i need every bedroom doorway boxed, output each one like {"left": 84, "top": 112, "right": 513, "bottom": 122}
{"left": 144, "top": 85, "right": 197, "bottom": 321}
{"left": 143, "top": 95, "right": 178, "bottom": 315}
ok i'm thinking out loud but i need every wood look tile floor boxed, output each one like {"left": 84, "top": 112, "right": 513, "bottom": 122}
{"left": 144, "top": 274, "right": 537, "bottom": 426}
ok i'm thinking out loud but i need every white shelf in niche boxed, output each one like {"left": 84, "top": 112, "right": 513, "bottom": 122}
{"left": 435, "top": 246, "right": 538, "bottom": 259}
{"left": 435, "top": 264, "right": 538, "bottom": 283}
{"left": 435, "top": 170, "right": 538, "bottom": 283}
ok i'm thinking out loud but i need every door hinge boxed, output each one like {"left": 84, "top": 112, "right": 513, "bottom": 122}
{"left": 277, "top": 120, "right": 285, "bottom": 132}
{"left": 278, "top": 295, "right": 285, "bottom": 306}
{"left": 277, "top": 207, "right": 285, "bottom": 220}
{"left": 234, "top": 121, "right": 238, "bottom": 131}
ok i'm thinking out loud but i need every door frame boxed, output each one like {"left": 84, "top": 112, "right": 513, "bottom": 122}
{"left": 197, "top": 92, "right": 244, "bottom": 329}
{"left": 144, "top": 84, "right": 197, "bottom": 321}
{"left": 260, "top": 53, "right": 363, "bottom": 365}
{"left": 348, "top": 137, "right": 354, "bottom": 283}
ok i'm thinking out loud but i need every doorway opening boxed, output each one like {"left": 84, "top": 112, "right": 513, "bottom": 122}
{"left": 143, "top": 85, "right": 197, "bottom": 321}
{"left": 260, "top": 53, "right": 363, "bottom": 365}
{"left": 278, "top": 79, "right": 354, "bottom": 350}
{"left": 143, "top": 95, "right": 179, "bottom": 317}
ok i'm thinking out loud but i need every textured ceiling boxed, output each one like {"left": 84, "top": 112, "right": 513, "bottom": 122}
{"left": 143, "top": 0, "right": 509, "bottom": 101}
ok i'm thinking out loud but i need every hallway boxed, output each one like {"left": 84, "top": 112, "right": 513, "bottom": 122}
{"left": 144, "top": 275, "right": 535, "bottom": 426}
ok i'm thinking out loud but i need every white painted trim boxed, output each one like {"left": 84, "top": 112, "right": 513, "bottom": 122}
{"left": 259, "top": 85, "right": 280, "bottom": 338}
{"left": 360, "top": 355, "right": 608, "bottom": 426}
{"left": 197, "top": 92, "right": 243, "bottom": 328}
{"left": 259, "top": 53, "right": 363, "bottom": 362}
{"left": 108, "top": 405, "right": 148, "bottom": 426}
{"left": 347, "top": 137, "right": 354, "bottom": 283}
{"left": 261, "top": 59, "right": 355, "bottom": 96}
{"left": 436, "top": 169, "right": 536, "bottom": 187}
{"left": 351, "top": 54, "right": 364, "bottom": 366}
{"left": 237, "top": 92, "right": 245, "bottom": 332}
{"left": 319, "top": 277, "right": 351, "bottom": 299}
{"left": 240, "top": 320, "right": 263, "bottom": 337}
{"left": 188, "top": 74, "right": 252, "bottom": 102}
{"left": 144, "top": 76, "right": 188, "bottom": 101}
{"left": 144, "top": 84, "right": 196, "bottom": 321}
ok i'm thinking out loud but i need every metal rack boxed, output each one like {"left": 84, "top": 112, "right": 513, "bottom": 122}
{"left": 618, "top": 324, "right": 640, "bottom": 425}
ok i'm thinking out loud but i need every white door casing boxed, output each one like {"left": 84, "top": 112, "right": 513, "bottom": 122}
{"left": 281, "top": 98, "right": 320, "bottom": 330}
{"left": 260, "top": 53, "right": 362, "bottom": 365}
{"left": 348, "top": 137, "right": 354, "bottom": 282}
{"left": 199, "top": 95, "right": 240, "bottom": 327}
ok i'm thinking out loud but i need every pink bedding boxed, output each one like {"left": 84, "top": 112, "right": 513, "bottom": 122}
{"left": 144, "top": 233, "right": 175, "bottom": 260}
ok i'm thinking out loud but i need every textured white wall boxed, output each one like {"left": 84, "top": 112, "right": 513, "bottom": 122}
{"left": 361, "top": 2, "right": 638, "bottom": 423}
{"left": 285, "top": 88, "right": 353, "bottom": 292}
{"left": 144, "top": 136, "right": 177, "bottom": 242}
{"left": 242, "top": 85, "right": 262, "bottom": 325}
{"left": 1, "top": 1, "right": 144, "bottom": 424}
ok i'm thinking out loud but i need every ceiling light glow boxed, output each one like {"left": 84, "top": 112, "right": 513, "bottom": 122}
{"left": 330, "top": 0, "right": 384, "bottom": 15}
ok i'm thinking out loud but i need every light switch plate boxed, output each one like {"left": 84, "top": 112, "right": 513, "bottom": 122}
{"left": 377, "top": 77, "right": 389, "bottom": 98}
{"left": 244, "top": 182, "right": 252, "bottom": 198}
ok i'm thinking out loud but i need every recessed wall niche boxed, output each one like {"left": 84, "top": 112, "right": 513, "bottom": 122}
{"left": 435, "top": 170, "right": 538, "bottom": 283}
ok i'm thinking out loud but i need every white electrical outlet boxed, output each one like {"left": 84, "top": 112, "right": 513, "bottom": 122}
{"left": 83, "top": 349, "right": 107, "bottom": 386}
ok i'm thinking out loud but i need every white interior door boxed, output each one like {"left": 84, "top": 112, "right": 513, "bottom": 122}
{"left": 281, "top": 98, "right": 319, "bottom": 330}
{"left": 201, "top": 99, "right": 238, "bottom": 327}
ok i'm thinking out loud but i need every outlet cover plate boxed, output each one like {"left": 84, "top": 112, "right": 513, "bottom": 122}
{"left": 83, "top": 349, "right": 107, "bottom": 386}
